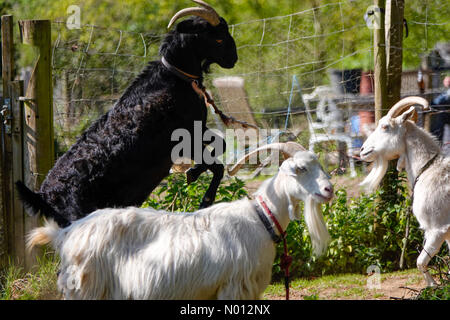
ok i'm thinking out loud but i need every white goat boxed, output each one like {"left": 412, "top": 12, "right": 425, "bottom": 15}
{"left": 360, "top": 96, "right": 450, "bottom": 287}
{"left": 27, "top": 142, "right": 333, "bottom": 300}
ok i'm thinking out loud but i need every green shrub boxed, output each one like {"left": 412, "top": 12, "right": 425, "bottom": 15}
{"left": 142, "top": 173, "right": 248, "bottom": 212}
{"left": 274, "top": 187, "right": 423, "bottom": 279}
{"left": 416, "top": 282, "right": 450, "bottom": 300}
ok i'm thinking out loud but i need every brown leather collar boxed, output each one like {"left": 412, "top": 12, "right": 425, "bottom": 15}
{"left": 161, "top": 56, "right": 202, "bottom": 82}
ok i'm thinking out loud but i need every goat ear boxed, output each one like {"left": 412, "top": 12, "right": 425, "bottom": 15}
{"left": 279, "top": 158, "right": 297, "bottom": 176}
{"left": 396, "top": 106, "right": 416, "bottom": 124}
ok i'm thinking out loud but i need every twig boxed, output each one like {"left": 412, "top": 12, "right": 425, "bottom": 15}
{"left": 399, "top": 286, "right": 420, "bottom": 293}
{"left": 399, "top": 208, "right": 411, "bottom": 269}
{"left": 166, "top": 193, "right": 178, "bottom": 212}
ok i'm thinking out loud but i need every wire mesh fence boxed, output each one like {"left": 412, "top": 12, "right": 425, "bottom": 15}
{"left": 49, "top": 0, "right": 449, "bottom": 167}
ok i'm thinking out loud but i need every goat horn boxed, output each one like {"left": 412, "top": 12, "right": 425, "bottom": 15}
{"left": 386, "top": 96, "right": 430, "bottom": 122}
{"left": 167, "top": 0, "right": 220, "bottom": 29}
{"left": 227, "top": 142, "right": 306, "bottom": 176}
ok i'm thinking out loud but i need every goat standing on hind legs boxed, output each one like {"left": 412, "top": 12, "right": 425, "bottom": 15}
{"left": 16, "top": 0, "right": 238, "bottom": 227}
{"left": 360, "top": 96, "right": 450, "bottom": 287}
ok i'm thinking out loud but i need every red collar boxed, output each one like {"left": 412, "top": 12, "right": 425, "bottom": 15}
{"left": 256, "top": 195, "right": 292, "bottom": 300}
{"left": 256, "top": 196, "right": 286, "bottom": 240}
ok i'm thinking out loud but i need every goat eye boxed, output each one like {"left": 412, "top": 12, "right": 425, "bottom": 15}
{"left": 296, "top": 167, "right": 307, "bottom": 174}
{"left": 216, "top": 39, "right": 223, "bottom": 44}
{"left": 381, "top": 124, "right": 388, "bottom": 131}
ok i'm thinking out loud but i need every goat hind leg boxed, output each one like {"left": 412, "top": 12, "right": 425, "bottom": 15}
{"left": 417, "top": 231, "right": 446, "bottom": 287}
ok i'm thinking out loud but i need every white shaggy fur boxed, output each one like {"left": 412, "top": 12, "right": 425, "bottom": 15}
{"left": 27, "top": 150, "right": 333, "bottom": 300}
{"left": 360, "top": 97, "right": 450, "bottom": 287}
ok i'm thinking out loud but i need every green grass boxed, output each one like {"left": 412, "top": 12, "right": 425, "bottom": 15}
{"left": 0, "top": 250, "right": 60, "bottom": 300}
{"left": 0, "top": 254, "right": 438, "bottom": 300}
{"left": 264, "top": 269, "right": 425, "bottom": 300}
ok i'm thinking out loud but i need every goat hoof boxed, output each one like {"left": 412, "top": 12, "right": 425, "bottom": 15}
{"left": 199, "top": 198, "right": 212, "bottom": 209}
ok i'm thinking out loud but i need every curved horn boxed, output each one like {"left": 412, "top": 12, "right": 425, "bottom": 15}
{"left": 227, "top": 142, "right": 306, "bottom": 176}
{"left": 192, "top": 0, "right": 218, "bottom": 12}
{"left": 167, "top": 0, "right": 220, "bottom": 29}
{"left": 386, "top": 96, "right": 430, "bottom": 122}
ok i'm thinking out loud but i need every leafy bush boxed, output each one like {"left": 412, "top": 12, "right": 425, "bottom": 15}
{"left": 275, "top": 186, "right": 423, "bottom": 279}
{"left": 142, "top": 173, "right": 248, "bottom": 212}
{"left": 416, "top": 282, "right": 450, "bottom": 300}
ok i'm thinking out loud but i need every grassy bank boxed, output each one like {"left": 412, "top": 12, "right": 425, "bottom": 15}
{"left": 263, "top": 269, "right": 426, "bottom": 300}
{"left": 2, "top": 253, "right": 447, "bottom": 300}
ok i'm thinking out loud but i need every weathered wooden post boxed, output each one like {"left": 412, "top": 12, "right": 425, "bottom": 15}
{"left": 385, "top": 0, "right": 404, "bottom": 107}
{"left": 373, "top": 1, "right": 409, "bottom": 269}
{"left": 1, "top": 14, "right": 15, "bottom": 267}
{"left": 373, "top": 0, "right": 387, "bottom": 124}
{"left": 10, "top": 80, "right": 26, "bottom": 267}
{"left": 1, "top": 15, "right": 18, "bottom": 263}
{"left": 19, "top": 19, "right": 54, "bottom": 189}
{"left": 1, "top": 15, "right": 34, "bottom": 268}
{"left": 384, "top": 0, "right": 409, "bottom": 269}
{"left": 19, "top": 19, "right": 54, "bottom": 269}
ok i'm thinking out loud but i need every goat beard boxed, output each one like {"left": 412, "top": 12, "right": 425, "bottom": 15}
{"left": 304, "top": 196, "right": 331, "bottom": 257}
{"left": 359, "top": 156, "right": 389, "bottom": 192}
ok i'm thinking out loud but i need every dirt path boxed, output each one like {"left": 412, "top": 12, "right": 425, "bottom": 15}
{"left": 263, "top": 270, "right": 425, "bottom": 300}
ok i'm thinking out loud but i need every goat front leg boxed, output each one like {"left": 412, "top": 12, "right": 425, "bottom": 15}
{"left": 186, "top": 130, "right": 226, "bottom": 208}
{"left": 186, "top": 163, "right": 205, "bottom": 185}
{"left": 186, "top": 128, "right": 225, "bottom": 185}
{"left": 186, "top": 160, "right": 224, "bottom": 209}
{"left": 417, "top": 230, "right": 446, "bottom": 287}
{"left": 199, "top": 162, "right": 224, "bottom": 209}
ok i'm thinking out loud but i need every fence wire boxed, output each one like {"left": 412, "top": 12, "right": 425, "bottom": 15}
{"left": 49, "top": 0, "right": 449, "bottom": 162}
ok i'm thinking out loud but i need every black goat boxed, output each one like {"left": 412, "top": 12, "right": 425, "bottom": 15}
{"left": 16, "top": 0, "right": 238, "bottom": 227}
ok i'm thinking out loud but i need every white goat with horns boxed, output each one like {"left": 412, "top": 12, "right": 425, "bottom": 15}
{"left": 360, "top": 96, "right": 450, "bottom": 287}
{"left": 27, "top": 142, "right": 333, "bottom": 300}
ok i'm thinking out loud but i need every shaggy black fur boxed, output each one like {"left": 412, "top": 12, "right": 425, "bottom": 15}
{"left": 16, "top": 16, "right": 237, "bottom": 227}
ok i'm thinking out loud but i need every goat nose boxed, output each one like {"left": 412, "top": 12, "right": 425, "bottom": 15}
{"left": 360, "top": 146, "right": 364, "bottom": 152}
{"left": 324, "top": 186, "right": 333, "bottom": 194}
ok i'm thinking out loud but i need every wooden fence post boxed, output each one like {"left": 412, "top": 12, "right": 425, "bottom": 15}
{"left": 19, "top": 20, "right": 54, "bottom": 191}
{"left": 18, "top": 19, "right": 54, "bottom": 269}
{"left": 373, "top": 0, "right": 388, "bottom": 124}
{"left": 384, "top": 0, "right": 410, "bottom": 270}
{"left": 1, "top": 14, "right": 15, "bottom": 267}
{"left": 10, "top": 80, "right": 27, "bottom": 267}
{"left": 385, "top": 0, "right": 404, "bottom": 107}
